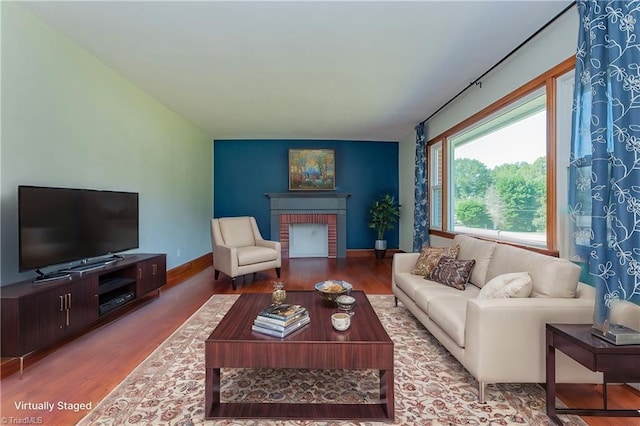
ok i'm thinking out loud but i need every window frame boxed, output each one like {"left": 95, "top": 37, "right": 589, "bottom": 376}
{"left": 426, "top": 57, "right": 575, "bottom": 255}
{"left": 428, "top": 140, "right": 443, "bottom": 231}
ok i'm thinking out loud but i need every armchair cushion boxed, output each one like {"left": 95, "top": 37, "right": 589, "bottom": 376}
{"left": 219, "top": 218, "right": 256, "bottom": 248}
{"left": 237, "top": 246, "right": 279, "bottom": 266}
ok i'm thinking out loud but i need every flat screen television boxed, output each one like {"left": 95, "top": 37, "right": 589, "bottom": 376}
{"left": 18, "top": 185, "right": 139, "bottom": 272}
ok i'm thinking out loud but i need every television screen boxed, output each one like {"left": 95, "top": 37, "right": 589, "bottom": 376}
{"left": 18, "top": 186, "right": 139, "bottom": 271}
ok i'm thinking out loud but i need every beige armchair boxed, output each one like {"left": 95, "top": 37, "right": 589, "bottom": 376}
{"left": 211, "top": 216, "right": 281, "bottom": 290}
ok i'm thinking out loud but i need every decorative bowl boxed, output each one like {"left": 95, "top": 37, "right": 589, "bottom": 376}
{"left": 314, "top": 280, "right": 352, "bottom": 304}
{"left": 335, "top": 294, "right": 356, "bottom": 311}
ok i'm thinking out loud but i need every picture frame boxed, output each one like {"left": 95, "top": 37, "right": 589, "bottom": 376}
{"left": 288, "top": 148, "right": 335, "bottom": 191}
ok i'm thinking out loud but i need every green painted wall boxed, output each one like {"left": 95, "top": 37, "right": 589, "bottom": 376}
{"left": 1, "top": 3, "right": 213, "bottom": 285}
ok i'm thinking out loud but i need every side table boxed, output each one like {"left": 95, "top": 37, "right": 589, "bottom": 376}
{"left": 545, "top": 323, "right": 640, "bottom": 425}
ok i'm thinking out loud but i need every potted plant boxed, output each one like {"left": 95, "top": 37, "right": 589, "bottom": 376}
{"left": 368, "top": 194, "right": 400, "bottom": 259}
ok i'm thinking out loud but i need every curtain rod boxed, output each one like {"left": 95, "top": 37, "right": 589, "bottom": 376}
{"left": 418, "top": 1, "right": 577, "bottom": 127}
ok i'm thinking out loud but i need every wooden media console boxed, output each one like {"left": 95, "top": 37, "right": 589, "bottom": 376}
{"left": 1, "top": 253, "right": 166, "bottom": 375}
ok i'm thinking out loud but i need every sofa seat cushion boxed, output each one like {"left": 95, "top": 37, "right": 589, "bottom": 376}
{"left": 426, "top": 298, "right": 469, "bottom": 347}
{"left": 395, "top": 272, "right": 425, "bottom": 300}
{"left": 486, "top": 244, "right": 580, "bottom": 298}
{"left": 413, "top": 280, "right": 480, "bottom": 313}
{"left": 237, "top": 246, "right": 278, "bottom": 266}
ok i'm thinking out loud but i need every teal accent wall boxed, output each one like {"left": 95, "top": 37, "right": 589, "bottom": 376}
{"left": 214, "top": 140, "right": 399, "bottom": 249}
{"left": 1, "top": 4, "right": 213, "bottom": 285}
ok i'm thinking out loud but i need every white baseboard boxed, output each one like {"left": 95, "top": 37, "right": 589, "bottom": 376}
{"left": 628, "top": 383, "right": 640, "bottom": 391}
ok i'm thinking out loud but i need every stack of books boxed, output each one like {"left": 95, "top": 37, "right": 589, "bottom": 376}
{"left": 252, "top": 304, "right": 310, "bottom": 338}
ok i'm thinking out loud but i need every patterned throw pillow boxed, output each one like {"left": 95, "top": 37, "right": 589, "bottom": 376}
{"left": 478, "top": 272, "right": 533, "bottom": 299}
{"left": 411, "top": 245, "right": 460, "bottom": 276}
{"left": 427, "top": 256, "right": 476, "bottom": 290}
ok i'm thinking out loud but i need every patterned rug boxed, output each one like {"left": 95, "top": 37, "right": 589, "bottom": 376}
{"left": 78, "top": 295, "right": 586, "bottom": 426}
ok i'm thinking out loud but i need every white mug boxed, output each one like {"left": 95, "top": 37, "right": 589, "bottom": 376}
{"left": 331, "top": 312, "right": 351, "bottom": 331}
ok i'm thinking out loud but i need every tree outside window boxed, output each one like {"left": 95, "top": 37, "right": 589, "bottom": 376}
{"left": 449, "top": 93, "right": 547, "bottom": 247}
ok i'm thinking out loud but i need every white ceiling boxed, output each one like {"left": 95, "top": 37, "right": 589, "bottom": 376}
{"left": 20, "top": 1, "right": 574, "bottom": 142}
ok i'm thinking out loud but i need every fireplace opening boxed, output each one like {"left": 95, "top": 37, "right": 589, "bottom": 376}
{"left": 289, "top": 223, "right": 328, "bottom": 258}
{"left": 279, "top": 213, "right": 337, "bottom": 258}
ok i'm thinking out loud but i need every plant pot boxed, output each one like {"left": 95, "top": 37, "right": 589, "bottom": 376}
{"left": 374, "top": 240, "right": 387, "bottom": 259}
{"left": 374, "top": 249, "right": 387, "bottom": 259}
{"left": 374, "top": 240, "right": 387, "bottom": 250}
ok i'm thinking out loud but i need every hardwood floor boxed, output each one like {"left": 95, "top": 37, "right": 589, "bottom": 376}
{"left": 1, "top": 257, "right": 638, "bottom": 425}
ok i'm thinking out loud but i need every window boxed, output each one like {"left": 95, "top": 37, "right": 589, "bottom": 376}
{"left": 429, "top": 141, "right": 443, "bottom": 230}
{"left": 426, "top": 57, "right": 575, "bottom": 252}
{"left": 449, "top": 91, "right": 547, "bottom": 247}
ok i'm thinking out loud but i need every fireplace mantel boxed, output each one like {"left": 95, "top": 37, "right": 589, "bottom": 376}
{"left": 266, "top": 193, "right": 351, "bottom": 258}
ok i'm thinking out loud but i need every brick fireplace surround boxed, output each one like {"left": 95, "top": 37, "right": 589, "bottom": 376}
{"left": 266, "top": 193, "right": 350, "bottom": 258}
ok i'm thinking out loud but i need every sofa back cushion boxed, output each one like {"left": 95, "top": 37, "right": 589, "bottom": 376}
{"left": 486, "top": 244, "right": 580, "bottom": 298}
{"left": 452, "top": 234, "right": 497, "bottom": 287}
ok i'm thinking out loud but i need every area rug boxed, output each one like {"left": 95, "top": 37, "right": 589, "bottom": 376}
{"left": 78, "top": 295, "right": 586, "bottom": 426}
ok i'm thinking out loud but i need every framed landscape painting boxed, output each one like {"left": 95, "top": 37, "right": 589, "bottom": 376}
{"left": 288, "top": 149, "right": 335, "bottom": 191}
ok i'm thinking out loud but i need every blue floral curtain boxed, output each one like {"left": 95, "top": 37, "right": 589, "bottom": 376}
{"left": 568, "top": 0, "right": 640, "bottom": 331}
{"left": 413, "top": 123, "right": 429, "bottom": 251}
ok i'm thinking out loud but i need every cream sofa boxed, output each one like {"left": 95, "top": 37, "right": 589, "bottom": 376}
{"left": 392, "top": 234, "right": 602, "bottom": 401}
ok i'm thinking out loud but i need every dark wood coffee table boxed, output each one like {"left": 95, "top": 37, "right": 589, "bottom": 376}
{"left": 204, "top": 290, "right": 394, "bottom": 421}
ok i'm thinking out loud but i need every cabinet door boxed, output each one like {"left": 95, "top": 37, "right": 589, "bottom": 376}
{"left": 136, "top": 260, "right": 155, "bottom": 296}
{"left": 153, "top": 255, "right": 167, "bottom": 289}
{"left": 20, "top": 288, "right": 67, "bottom": 354}
{"left": 19, "top": 278, "right": 99, "bottom": 354}
{"left": 66, "top": 277, "right": 99, "bottom": 334}
{"left": 136, "top": 256, "right": 167, "bottom": 296}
